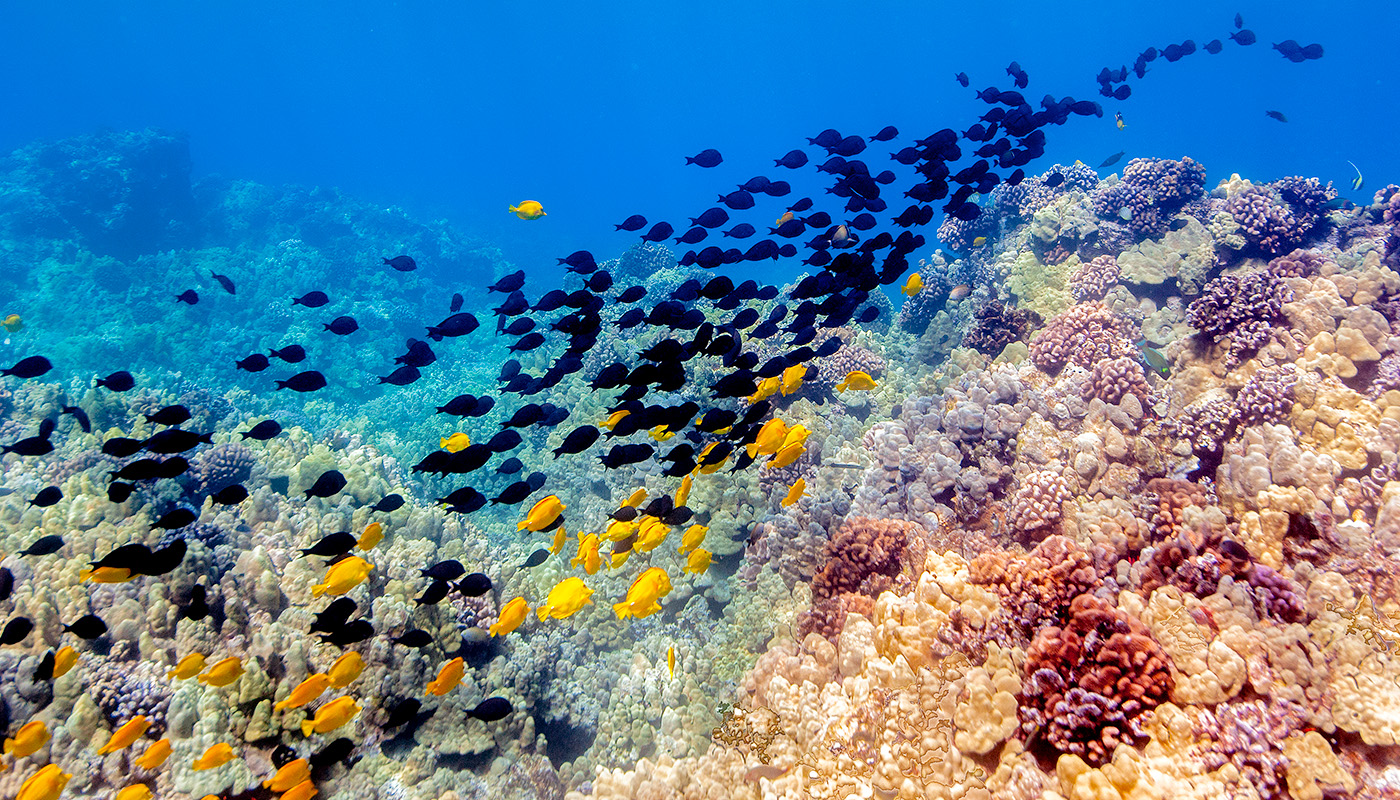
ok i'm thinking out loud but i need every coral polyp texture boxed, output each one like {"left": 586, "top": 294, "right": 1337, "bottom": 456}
{"left": 3, "top": 128, "right": 1400, "bottom": 800}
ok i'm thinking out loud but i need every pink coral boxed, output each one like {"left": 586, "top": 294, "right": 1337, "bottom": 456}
{"left": 1029, "top": 303, "right": 1134, "bottom": 373}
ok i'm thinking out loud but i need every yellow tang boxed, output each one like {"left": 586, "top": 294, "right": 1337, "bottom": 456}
{"left": 115, "top": 784, "right": 152, "bottom": 800}
{"left": 191, "top": 742, "right": 235, "bottom": 771}
{"left": 684, "top": 548, "right": 711, "bottom": 575}
{"left": 973, "top": 236, "right": 988, "bottom": 246}
{"left": 198, "top": 657, "right": 245, "bottom": 688}
{"left": 97, "top": 716, "right": 151, "bottom": 755}
{"left": 679, "top": 524, "right": 707, "bottom": 555}
{"left": 549, "top": 526, "right": 567, "bottom": 554}
{"left": 780, "top": 424, "right": 810, "bottom": 450}
{"left": 489, "top": 597, "right": 529, "bottom": 637}
{"left": 17, "top": 764, "right": 70, "bottom": 800}
{"left": 300, "top": 695, "right": 360, "bottom": 737}
{"left": 835, "top": 371, "right": 877, "bottom": 392}
{"left": 134, "top": 738, "right": 171, "bottom": 770}
{"left": 439, "top": 432, "right": 470, "bottom": 453}
{"left": 751, "top": 418, "right": 788, "bottom": 457}
{"left": 782, "top": 478, "right": 806, "bottom": 508}
{"left": 633, "top": 517, "right": 670, "bottom": 553}
{"left": 326, "top": 651, "right": 364, "bottom": 689}
{"left": 901, "top": 273, "right": 924, "bottom": 296}
{"left": 52, "top": 646, "right": 78, "bottom": 679}
{"left": 747, "top": 375, "right": 780, "bottom": 404}
{"left": 263, "top": 758, "right": 310, "bottom": 792}
{"left": 667, "top": 645, "right": 676, "bottom": 678}
{"left": 613, "top": 567, "right": 672, "bottom": 620}
{"left": 674, "top": 474, "right": 693, "bottom": 507}
{"left": 649, "top": 426, "right": 675, "bottom": 441}
{"left": 623, "top": 487, "right": 647, "bottom": 507}
{"left": 357, "top": 522, "right": 384, "bottom": 551}
{"left": 80, "top": 566, "right": 134, "bottom": 583}
{"left": 609, "top": 550, "right": 631, "bottom": 569}
{"left": 603, "top": 518, "right": 638, "bottom": 542}
{"left": 602, "top": 409, "right": 630, "bottom": 430}
{"left": 766, "top": 442, "right": 806, "bottom": 470}
{"left": 311, "top": 555, "right": 373, "bottom": 597}
{"left": 425, "top": 657, "right": 465, "bottom": 696}
{"left": 571, "top": 533, "right": 603, "bottom": 575}
{"left": 280, "top": 779, "right": 319, "bottom": 800}
{"left": 167, "top": 652, "right": 206, "bottom": 680}
{"left": 509, "top": 200, "right": 546, "bottom": 220}
{"left": 779, "top": 364, "right": 806, "bottom": 396}
{"left": 4, "top": 720, "right": 49, "bottom": 758}
{"left": 536, "top": 576, "right": 594, "bottom": 620}
{"left": 2, "top": 314, "right": 23, "bottom": 333}
{"left": 517, "top": 495, "right": 565, "bottom": 532}
{"left": 274, "top": 673, "right": 331, "bottom": 711}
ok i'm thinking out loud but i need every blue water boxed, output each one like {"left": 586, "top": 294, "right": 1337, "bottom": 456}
{"left": 4, "top": 1, "right": 1392, "bottom": 283}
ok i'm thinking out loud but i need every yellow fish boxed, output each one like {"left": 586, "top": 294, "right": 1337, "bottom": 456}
{"left": 536, "top": 576, "right": 594, "bottom": 620}
{"left": 263, "top": 758, "right": 310, "bottom": 792}
{"left": 1114, "top": 111, "right": 1125, "bottom": 130}
{"left": 311, "top": 555, "right": 373, "bottom": 597}
{"left": 609, "top": 550, "right": 631, "bottom": 569}
{"left": 1, "top": 314, "right": 23, "bottom": 333}
{"left": 490, "top": 597, "right": 529, "bottom": 637}
{"left": 779, "top": 364, "right": 806, "bottom": 396}
{"left": 775, "top": 210, "right": 794, "bottom": 225}
{"left": 901, "top": 273, "right": 923, "bottom": 296}
{"left": 4, "top": 720, "right": 49, "bottom": 758}
{"left": 274, "top": 673, "right": 331, "bottom": 711}
{"left": 300, "top": 695, "right": 360, "bottom": 736}
{"left": 696, "top": 442, "right": 728, "bottom": 474}
{"left": 115, "top": 785, "right": 152, "bottom": 800}
{"left": 834, "top": 371, "right": 877, "bottom": 392}
{"left": 751, "top": 418, "right": 788, "bottom": 456}
{"left": 603, "top": 517, "right": 638, "bottom": 542}
{"left": 97, "top": 716, "right": 151, "bottom": 755}
{"left": 766, "top": 442, "right": 806, "bottom": 470}
{"left": 972, "top": 236, "right": 987, "bottom": 246}
{"left": 425, "top": 657, "right": 465, "bottom": 696}
{"left": 134, "top": 738, "right": 171, "bottom": 770}
{"left": 439, "top": 432, "right": 470, "bottom": 452}
{"left": 782, "top": 478, "right": 806, "bottom": 507}
{"left": 602, "top": 409, "right": 630, "bottom": 430}
{"left": 280, "top": 779, "right": 319, "bottom": 800}
{"left": 357, "top": 522, "right": 384, "bottom": 550}
{"left": 571, "top": 533, "right": 603, "bottom": 575}
{"left": 747, "top": 375, "right": 780, "bottom": 404}
{"left": 80, "top": 566, "right": 134, "bottom": 583}
{"left": 52, "top": 646, "right": 78, "bottom": 678}
{"left": 623, "top": 487, "right": 647, "bottom": 507}
{"left": 780, "top": 424, "right": 810, "bottom": 451}
{"left": 679, "top": 524, "right": 707, "bottom": 555}
{"left": 326, "top": 652, "right": 364, "bottom": 689}
{"left": 684, "top": 548, "right": 711, "bottom": 575}
{"left": 613, "top": 567, "right": 672, "bottom": 620}
{"left": 633, "top": 517, "right": 670, "bottom": 553}
{"left": 198, "top": 657, "right": 245, "bottom": 688}
{"left": 508, "top": 200, "right": 546, "bottom": 220}
{"left": 518, "top": 495, "right": 565, "bottom": 532}
{"left": 549, "top": 526, "right": 567, "bottom": 554}
{"left": 649, "top": 426, "right": 675, "bottom": 441}
{"left": 191, "top": 742, "right": 236, "bottom": 770}
{"left": 674, "top": 474, "right": 693, "bottom": 507}
{"left": 16, "top": 764, "right": 70, "bottom": 800}
{"left": 667, "top": 645, "right": 676, "bottom": 678}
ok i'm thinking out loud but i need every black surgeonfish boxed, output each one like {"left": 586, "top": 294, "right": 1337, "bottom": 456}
{"left": 384, "top": 255, "right": 417, "bottom": 271}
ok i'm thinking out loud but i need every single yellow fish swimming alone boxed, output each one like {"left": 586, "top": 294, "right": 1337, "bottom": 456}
{"left": 835, "top": 371, "right": 877, "bottom": 392}
{"left": 518, "top": 495, "right": 565, "bottom": 532}
{"left": 490, "top": 596, "right": 529, "bottom": 637}
{"left": 191, "top": 742, "right": 236, "bottom": 770}
{"left": 357, "top": 521, "right": 384, "bottom": 550}
{"left": 310, "top": 555, "right": 373, "bottom": 597}
{"left": 4, "top": 720, "right": 49, "bottom": 758}
{"left": 614, "top": 567, "right": 672, "bottom": 620}
{"left": 425, "top": 657, "right": 465, "bottom": 696}
{"left": 782, "top": 478, "right": 806, "bottom": 507}
{"left": 537, "top": 576, "right": 594, "bottom": 620}
{"left": 439, "top": 432, "right": 470, "bottom": 453}
{"left": 16, "top": 764, "right": 70, "bottom": 800}
{"left": 509, "top": 200, "right": 546, "bottom": 220}
{"left": 901, "top": 273, "right": 923, "bottom": 296}
{"left": 1, "top": 313, "right": 23, "bottom": 333}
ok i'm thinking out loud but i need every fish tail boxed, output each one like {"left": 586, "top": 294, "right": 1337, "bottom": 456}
{"left": 301, "top": 720, "right": 315, "bottom": 737}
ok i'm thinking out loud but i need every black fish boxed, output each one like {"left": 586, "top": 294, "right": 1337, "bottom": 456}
{"left": 502, "top": 404, "right": 544, "bottom": 429}
{"left": 869, "top": 125, "right": 898, "bottom": 142}
{"left": 21, "top": 535, "right": 64, "bottom": 556}
{"left": 301, "top": 531, "right": 358, "bottom": 557}
{"left": 440, "top": 488, "right": 487, "bottom": 514}
{"left": 615, "top": 285, "right": 647, "bottom": 304}
{"left": 1230, "top": 29, "right": 1256, "bottom": 45}
{"left": 146, "top": 405, "right": 191, "bottom": 426}
{"left": 456, "top": 573, "right": 492, "bottom": 597}
{"left": 145, "top": 428, "right": 213, "bottom": 454}
{"left": 30, "top": 486, "right": 62, "bottom": 508}
{"left": 2, "top": 356, "right": 52, "bottom": 379}
{"left": 508, "top": 332, "right": 545, "bottom": 353}
{"left": 385, "top": 698, "right": 429, "bottom": 729}
{"left": 321, "top": 619, "right": 374, "bottom": 645}
{"left": 599, "top": 443, "right": 653, "bottom": 469}
{"left": 276, "top": 371, "right": 328, "bottom": 392}
{"left": 370, "top": 493, "right": 405, "bottom": 513}
{"left": 175, "top": 289, "right": 199, "bottom": 305}
{"left": 293, "top": 290, "right": 330, "bottom": 307}
{"left": 611, "top": 505, "right": 639, "bottom": 522}
{"left": 954, "top": 71, "right": 969, "bottom": 86}
{"left": 324, "top": 316, "right": 359, "bottom": 335}
{"left": 0, "top": 568, "right": 12, "bottom": 602}
{"left": 1234, "top": 12, "right": 1243, "bottom": 28}
{"left": 641, "top": 222, "right": 674, "bottom": 242}
{"left": 107, "top": 482, "right": 135, "bottom": 502}
{"left": 310, "top": 737, "right": 355, "bottom": 775}
{"left": 450, "top": 293, "right": 464, "bottom": 313}
{"left": 553, "top": 426, "right": 600, "bottom": 457}
{"left": 270, "top": 344, "right": 306, "bottom": 363}
{"left": 558, "top": 251, "right": 596, "bottom": 272}
{"left": 489, "top": 480, "right": 536, "bottom": 506}
{"left": 181, "top": 585, "right": 210, "bottom": 621}
{"left": 237, "top": 353, "right": 271, "bottom": 372}
{"left": 1097, "top": 151, "right": 1127, "bottom": 168}
{"left": 311, "top": 598, "right": 357, "bottom": 633}
{"left": 501, "top": 318, "right": 536, "bottom": 337}
{"left": 241, "top": 419, "right": 282, "bottom": 440}
{"left": 617, "top": 308, "right": 646, "bottom": 329}
{"left": 141, "top": 538, "right": 187, "bottom": 575}
{"left": 305, "top": 470, "right": 347, "bottom": 498}
{"left": 416, "top": 580, "right": 451, "bottom": 606}
{"left": 496, "top": 457, "right": 524, "bottom": 475}
{"left": 436, "top": 394, "right": 481, "bottom": 416}
{"left": 378, "top": 366, "right": 421, "bottom": 386}
{"left": 394, "top": 629, "right": 433, "bottom": 648}
{"left": 64, "top": 613, "right": 107, "bottom": 640}
{"left": 422, "top": 560, "right": 466, "bottom": 581}
{"left": 1, "top": 618, "right": 33, "bottom": 645}
{"left": 773, "top": 150, "right": 808, "bottom": 169}
{"left": 1204, "top": 39, "right": 1223, "bottom": 54}
{"left": 384, "top": 255, "right": 417, "bottom": 272}
{"left": 1045, "top": 172, "right": 1065, "bottom": 188}
{"left": 211, "top": 484, "right": 248, "bottom": 505}
{"left": 686, "top": 148, "right": 722, "bottom": 167}
{"left": 494, "top": 291, "right": 529, "bottom": 317}
{"left": 615, "top": 214, "right": 647, "bottom": 231}
{"left": 210, "top": 271, "right": 236, "bottom": 295}
{"left": 61, "top": 405, "right": 91, "bottom": 433}
{"left": 96, "top": 370, "right": 135, "bottom": 392}
{"left": 489, "top": 270, "right": 526, "bottom": 293}
{"left": 428, "top": 312, "right": 480, "bottom": 341}
{"left": 90, "top": 543, "right": 154, "bottom": 572}
{"left": 485, "top": 430, "right": 523, "bottom": 453}
{"left": 33, "top": 650, "right": 55, "bottom": 681}
{"left": 723, "top": 223, "right": 756, "bottom": 239}
{"left": 154, "top": 508, "right": 197, "bottom": 529}
{"left": 718, "top": 190, "right": 755, "bottom": 210}
{"left": 1265, "top": 110, "right": 1288, "bottom": 123}
{"left": 467, "top": 697, "right": 512, "bottom": 722}
{"left": 521, "top": 549, "right": 549, "bottom": 569}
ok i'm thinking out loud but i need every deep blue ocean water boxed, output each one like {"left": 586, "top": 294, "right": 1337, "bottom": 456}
{"left": 5, "top": 1, "right": 1394, "bottom": 287}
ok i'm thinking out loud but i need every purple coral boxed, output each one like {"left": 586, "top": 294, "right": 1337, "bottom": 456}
{"left": 1224, "top": 178, "right": 1335, "bottom": 257}
{"left": 1236, "top": 366, "right": 1297, "bottom": 427}
{"left": 1029, "top": 303, "right": 1134, "bottom": 373}
{"left": 1083, "top": 356, "right": 1150, "bottom": 406}
{"left": 1069, "top": 255, "right": 1120, "bottom": 302}
{"left": 1090, "top": 157, "right": 1206, "bottom": 239}
{"left": 964, "top": 298, "right": 1040, "bottom": 355}
{"left": 1186, "top": 271, "right": 1293, "bottom": 367}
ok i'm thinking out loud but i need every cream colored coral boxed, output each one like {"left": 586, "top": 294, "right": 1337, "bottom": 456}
{"left": 1281, "top": 730, "right": 1356, "bottom": 800}
{"left": 952, "top": 644, "right": 1021, "bottom": 754}
{"left": 1140, "top": 588, "right": 1245, "bottom": 704}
